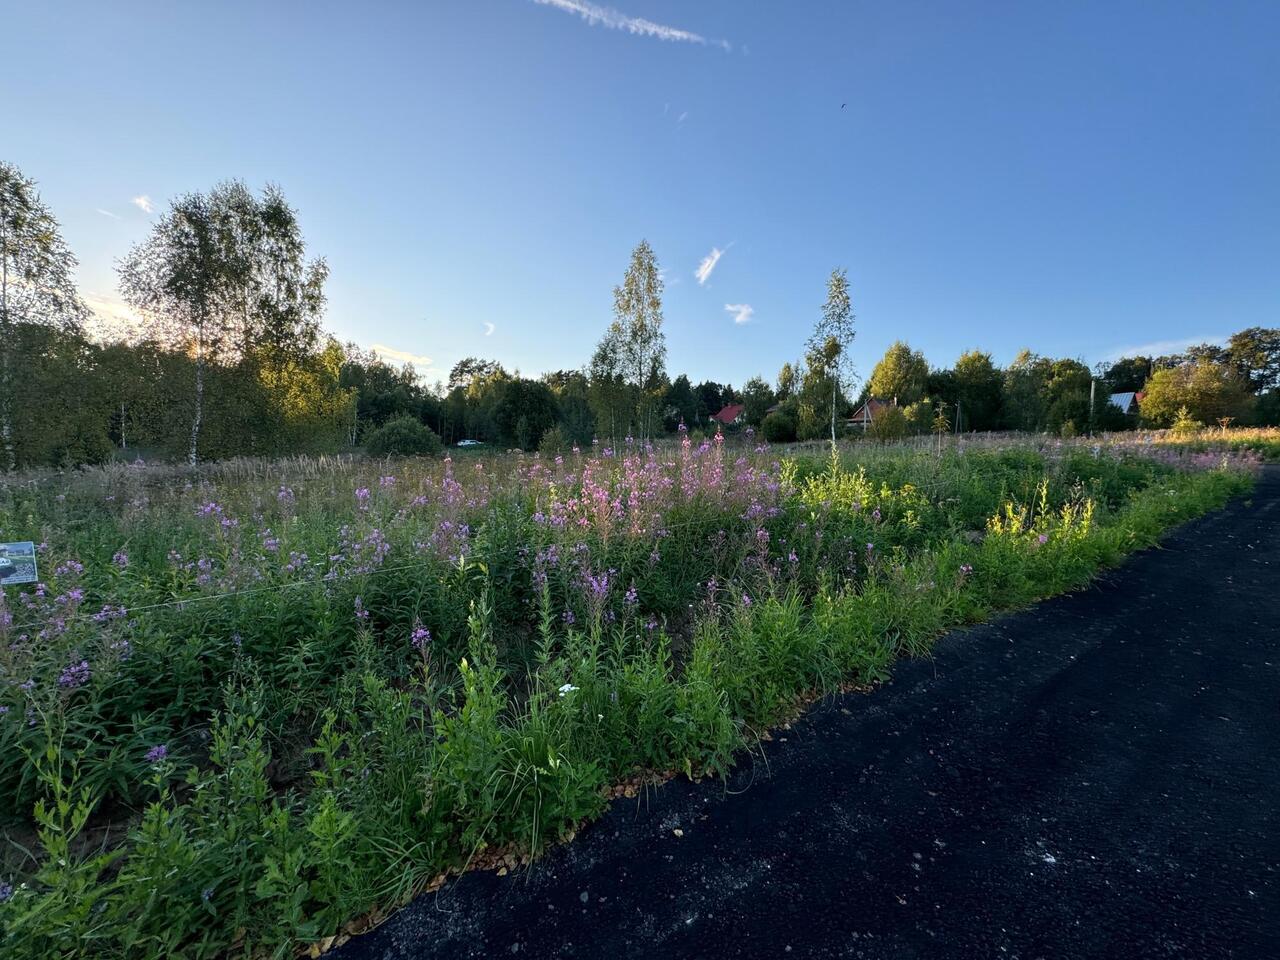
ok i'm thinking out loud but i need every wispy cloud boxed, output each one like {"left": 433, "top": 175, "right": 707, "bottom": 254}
{"left": 483, "top": 322, "right": 495, "bottom": 337}
{"left": 695, "top": 246, "right": 725, "bottom": 286}
{"left": 724, "top": 303, "right": 753, "bottom": 325}
{"left": 532, "top": 0, "right": 729, "bottom": 50}
{"left": 370, "top": 343, "right": 435, "bottom": 373}
{"left": 677, "top": 110, "right": 688, "bottom": 123}
{"left": 1096, "top": 334, "right": 1227, "bottom": 364}
{"left": 95, "top": 208, "right": 121, "bottom": 220}
{"left": 131, "top": 195, "right": 154, "bottom": 214}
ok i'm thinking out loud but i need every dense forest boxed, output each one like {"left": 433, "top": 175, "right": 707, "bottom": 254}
{"left": 3, "top": 161, "right": 1277, "bottom": 469}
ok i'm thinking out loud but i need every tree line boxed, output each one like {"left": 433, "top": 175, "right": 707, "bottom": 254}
{"left": 845, "top": 330, "right": 1278, "bottom": 441}
{"left": 2, "top": 159, "right": 1275, "bottom": 469}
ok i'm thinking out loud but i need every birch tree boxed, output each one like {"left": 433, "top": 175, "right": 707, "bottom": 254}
{"left": 0, "top": 162, "right": 87, "bottom": 470}
{"left": 119, "top": 180, "right": 328, "bottom": 464}
{"left": 807, "top": 268, "right": 857, "bottom": 444}
{"left": 119, "top": 191, "right": 227, "bottom": 465}
{"left": 611, "top": 240, "right": 667, "bottom": 440}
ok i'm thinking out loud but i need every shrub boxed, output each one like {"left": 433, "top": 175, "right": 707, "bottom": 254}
{"left": 903, "top": 400, "right": 933, "bottom": 435}
{"left": 1171, "top": 405, "right": 1203, "bottom": 437}
{"left": 761, "top": 411, "right": 796, "bottom": 443}
{"left": 868, "top": 405, "right": 908, "bottom": 441}
{"left": 363, "top": 416, "right": 442, "bottom": 458}
{"left": 539, "top": 425, "right": 568, "bottom": 455}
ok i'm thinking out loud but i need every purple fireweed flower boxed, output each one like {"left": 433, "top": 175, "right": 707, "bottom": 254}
{"left": 872, "top": 508, "right": 882, "bottom": 522}
{"left": 624, "top": 584, "right": 639, "bottom": 606}
{"left": 18, "top": 680, "right": 35, "bottom": 692}
{"left": 741, "top": 593, "right": 753, "bottom": 607}
{"left": 0, "top": 706, "right": 9, "bottom": 716}
{"left": 353, "top": 597, "right": 369, "bottom": 622}
{"left": 1038, "top": 534, "right": 1049, "bottom": 545}
{"left": 92, "top": 604, "right": 128, "bottom": 624}
{"left": 58, "top": 660, "right": 90, "bottom": 689}
{"left": 411, "top": 626, "right": 431, "bottom": 650}
{"left": 583, "top": 569, "right": 610, "bottom": 602}
{"left": 562, "top": 610, "right": 576, "bottom": 626}
{"left": 959, "top": 564, "right": 974, "bottom": 576}
{"left": 145, "top": 744, "right": 168, "bottom": 763}
{"left": 0, "top": 880, "right": 12, "bottom": 903}
{"left": 112, "top": 551, "right": 129, "bottom": 569}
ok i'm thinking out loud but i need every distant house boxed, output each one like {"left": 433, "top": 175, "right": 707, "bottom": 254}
{"left": 1109, "top": 391, "right": 1145, "bottom": 415}
{"left": 847, "top": 397, "right": 896, "bottom": 431}
{"left": 711, "top": 403, "right": 746, "bottom": 426}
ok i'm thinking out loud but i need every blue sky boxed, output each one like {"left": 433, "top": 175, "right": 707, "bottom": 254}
{"left": 7, "top": 0, "right": 1278, "bottom": 387}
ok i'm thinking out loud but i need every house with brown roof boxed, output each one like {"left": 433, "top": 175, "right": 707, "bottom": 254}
{"left": 847, "top": 397, "right": 897, "bottom": 431}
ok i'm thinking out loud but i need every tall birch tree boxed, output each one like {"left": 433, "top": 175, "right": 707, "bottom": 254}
{"left": 611, "top": 240, "right": 667, "bottom": 440}
{"left": 0, "top": 162, "right": 87, "bottom": 470}
{"left": 808, "top": 268, "right": 857, "bottom": 444}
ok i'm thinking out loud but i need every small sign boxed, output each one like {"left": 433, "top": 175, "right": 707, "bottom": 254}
{"left": 0, "top": 541, "right": 38, "bottom": 586}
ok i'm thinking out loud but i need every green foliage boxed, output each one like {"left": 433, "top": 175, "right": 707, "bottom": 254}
{"left": 364, "top": 416, "right": 443, "bottom": 458}
{"left": 952, "top": 350, "right": 1004, "bottom": 431}
{"left": 1171, "top": 405, "right": 1203, "bottom": 436}
{"left": 902, "top": 400, "right": 934, "bottom": 435}
{"left": 739, "top": 376, "right": 776, "bottom": 426}
{"left": 538, "top": 425, "right": 568, "bottom": 455}
{"left": 761, "top": 410, "right": 796, "bottom": 443}
{"left": 867, "top": 403, "right": 909, "bottom": 441}
{"left": 0, "top": 381, "right": 1257, "bottom": 960}
{"left": 867, "top": 341, "right": 929, "bottom": 406}
{"left": 1141, "top": 361, "right": 1254, "bottom": 427}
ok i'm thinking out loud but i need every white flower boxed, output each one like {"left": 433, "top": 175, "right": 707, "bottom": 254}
{"left": 558, "top": 683, "right": 579, "bottom": 697}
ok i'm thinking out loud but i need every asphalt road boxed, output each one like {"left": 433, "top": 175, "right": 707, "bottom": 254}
{"left": 340, "top": 467, "right": 1279, "bottom": 960}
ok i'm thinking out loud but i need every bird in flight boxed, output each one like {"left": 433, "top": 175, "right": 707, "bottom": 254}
{"left": 841, "top": 103, "right": 847, "bottom": 109}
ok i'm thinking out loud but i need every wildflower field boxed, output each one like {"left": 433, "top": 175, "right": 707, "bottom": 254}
{"left": 0, "top": 433, "right": 1256, "bottom": 958}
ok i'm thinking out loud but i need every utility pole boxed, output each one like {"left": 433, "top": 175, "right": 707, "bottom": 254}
{"left": 955, "top": 401, "right": 961, "bottom": 435}
{"left": 1089, "top": 379, "right": 1096, "bottom": 435}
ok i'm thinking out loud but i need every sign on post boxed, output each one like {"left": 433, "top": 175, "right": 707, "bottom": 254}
{"left": 0, "top": 542, "right": 38, "bottom": 586}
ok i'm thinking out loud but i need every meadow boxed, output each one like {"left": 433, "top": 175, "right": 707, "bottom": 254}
{"left": 0, "top": 432, "right": 1258, "bottom": 958}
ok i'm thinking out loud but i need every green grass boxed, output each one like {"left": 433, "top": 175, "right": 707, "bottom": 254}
{"left": 0, "top": 441, "right": 1254, "bottom": 959}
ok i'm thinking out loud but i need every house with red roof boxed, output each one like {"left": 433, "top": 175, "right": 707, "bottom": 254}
{"left": 710, "top": 403, "right": 746, "bottom": 426}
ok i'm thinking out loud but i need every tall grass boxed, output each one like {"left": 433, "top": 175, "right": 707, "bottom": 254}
{"left": 0, "top": 437, "right": 1255, "bottom": 958}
